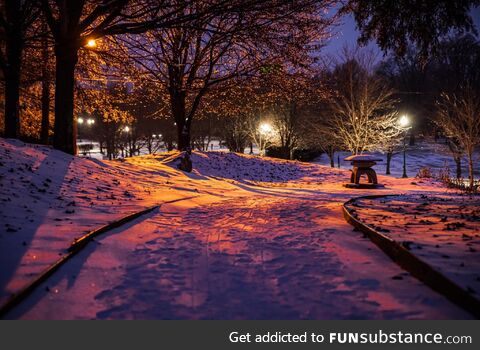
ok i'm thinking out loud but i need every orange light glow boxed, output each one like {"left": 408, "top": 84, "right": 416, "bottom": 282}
{"left": 86, "top": 39, "right": 97, "bottom": 48}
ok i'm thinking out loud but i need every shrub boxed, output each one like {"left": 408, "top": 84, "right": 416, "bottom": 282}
{"left": 416, "top": 167, "right": 434, "bottom": 179}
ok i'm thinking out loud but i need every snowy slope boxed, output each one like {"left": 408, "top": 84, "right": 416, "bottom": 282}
{"left": 0, "top": 140, "right": 240, "bottom": 304}
{"left": 0, "top": 138, "right": 473, "bottom": 319}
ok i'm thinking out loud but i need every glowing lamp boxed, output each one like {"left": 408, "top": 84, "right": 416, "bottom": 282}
{"left": 259, "top": 122, "right": 273, "bottom": 134}
{"left": 86, "top": 39, "right": 97, "bottom": 48}
{"left": 399, "top": 115, "right": 410, "bottom": 128}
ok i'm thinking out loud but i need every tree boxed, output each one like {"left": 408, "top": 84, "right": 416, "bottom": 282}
{"left": 39, "top": 21, "right": 53, "bottom": 144}
{"left": 0, "top": 0, "right": 39, "bottom": 138}
{"left": 248, "top": 117, "right": 277, "bottom": 156}
{"left": 328, "top": 50, "right": 402, "bottom": 155}
{"left": 308, "top": 110, "right": 341, "bottom": 167}
{"left": 222, "top": 114, "right": 250, "bottom": 153}
{"left": 445, "top": 138, "right": 464, "bottom": 180}
{"left": 435, "top": 86, "right": 480, "bottom": 190}
{"left": 191, "top": 114, "right": 219, "bottom": 151}
{"left": 264, "top": 70, "right": 317, "bottom": 159}
{"left": 377, "top": 133, "right": 403, "bottom": 175}
{"left": 39, "top": 0, "right": 230, "bottom": 154}
{"left": 121, "top": 0, "right": 334, "bottom": 150}
{"left": 345, "top": 0, "right": 479, "bottom": 60}
{"left": 376, "top": 48, "right": 431, "bottom": 144}
{"left": 20, "top": 19, "right": 56, "bottom": 143}
{"left": 213, "top": 78, "right": 258, "bottom": 153}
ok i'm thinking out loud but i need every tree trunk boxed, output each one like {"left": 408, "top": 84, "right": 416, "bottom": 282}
{"left": 176, "top": 121, "right": 191, "bottom": 151}
{"left": 53, "top": 44, "right": 78, "bottom": 154}
{"left": 40, "top": 56, "right": 50, "bottom": 145}
{"left": 40, "top": 74, "right": 50, "bottom": 144}
{"left": 468, "top": 152, "right": 474, "bottom": 190}
{"left": 147, "top": 139, "right": 153, "bottom": 154}
{"left": 40, "top": 37, "right": 50, "bottom": 144}
{"left": 3, "top": 0, "right": 24, "bottom": 138}
{"left": 170, "top": 90, "right": 191, "bottom": 150}
{"left": 106, "top": 135, "right": 114, "bottom": 160}
{"left": 4, "top": 34, "right": 23, "bottom": 138}
{"left": 454, "top": 156, "right": 462, "bottom": 180}
{"left": 327, "top": 146, "right": 334, "bottom": 167}
{"left": 386, "top": 152, "right": 393, "bottom": 175}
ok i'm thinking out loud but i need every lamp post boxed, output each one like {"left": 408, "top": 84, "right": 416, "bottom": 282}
{"left": 399, "top": 115, "right": 410, "bottom": 178}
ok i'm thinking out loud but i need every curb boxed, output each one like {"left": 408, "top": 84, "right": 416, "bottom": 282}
{"left": 0, "top": 205, "right": 159, "bottom": 318}
{"left": 343, "top": 194, "right": 480, "bottom": 319}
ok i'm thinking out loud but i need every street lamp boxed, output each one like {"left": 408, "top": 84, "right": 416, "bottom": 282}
{"left": 399, "top": 115, "right": 411, "bottom": 178}
{"left": 258, "top": 122, "right": 274, "bottom": 156}
{"left": 86, "top": 39, "right": 97, "bottom": 48}
{"left": 77, "top": 117, "right": 84, "bottom": 124}
{"left": 124, "top": 126, "right": 130, "bottom": 133}
{"left": 87, "top": 118, "right": 95, "bottom": 125}
{"left": 259, "top": 122, "right": 273, "bottom": 135}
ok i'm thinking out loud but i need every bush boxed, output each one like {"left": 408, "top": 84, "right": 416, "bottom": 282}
{"left": 437, "top": 161, "right": 451, "bottom": 182}
{"left": 416, "top": 167, "right": 434, "bottom": 178}
{"left": 437, "top": 163, "right": 479, "bottom": 194}
{"left": 266, "top": 146, "right": 290, "bottom": 159}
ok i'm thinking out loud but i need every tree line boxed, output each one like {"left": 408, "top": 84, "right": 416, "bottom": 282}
{"left": 1, "top": 0, "right": 479, "bottom": 188}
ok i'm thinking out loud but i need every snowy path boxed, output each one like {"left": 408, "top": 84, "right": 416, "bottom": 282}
{"left": 1, "top": 139, "right": 472, "bottom": 319}
{"left": 6, "top": 189, "right": 470, "bottom": 319}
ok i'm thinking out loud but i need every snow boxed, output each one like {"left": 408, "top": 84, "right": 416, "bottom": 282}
{"left": 0, "top": 137, "right": 474, "bottom": 319}
{"left": 344, "top": 155, "right": 383, "bottom": 162}
{"left": 347, "top": 194, "right": 480, "bottom": 296}
{"left": 315, "top": 141, "right": 480, "bottom": 180}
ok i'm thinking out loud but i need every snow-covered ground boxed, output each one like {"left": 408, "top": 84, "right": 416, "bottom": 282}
{"left": 347, "top": 194, "right": 480, "bottom": 296}
{"left": 314, "top": 141, "right": 480, "bottom": 180}
{"left": 0, "top": 137, "right": 473, "bottom": 319}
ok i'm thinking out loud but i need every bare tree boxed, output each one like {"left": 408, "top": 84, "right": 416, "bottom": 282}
{"left": 329, "top": 49, "right": 402, "bottom": 155}
{"left": 266, "top": 70, "right": 315, "bottom": 159}
{"left": 120, "top": 0, "right": 334, "bottom": 150}
{"left": 222, "top": 115, "right": 250, "bottom": 153}
{"left": 435, "top": 86, "right": 480, "bottom": 189}
{"left": 39, "top": 0, "right": 236, "bottom": 154}
{"left": 376, "top": 133, "right": 403, "bottom": 175}
{"left": 213, "top": 79, "right": 258, "bottom": 153}
{"left": 445, "top": 138, "right": 464, "bottom": 180}
{"left": 309, "top": 117, "right": 341, "bottom": 167}
{"left": 0, "top": 0, "right": 40, "bottom": 138}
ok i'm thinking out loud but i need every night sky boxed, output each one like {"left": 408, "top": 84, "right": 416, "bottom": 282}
{"left": 323, "top": 6, "right": 480, "bottom": 57}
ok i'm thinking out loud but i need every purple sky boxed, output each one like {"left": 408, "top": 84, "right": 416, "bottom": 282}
{"left": 322, "top": 13, "right": 380, "bottom": 57}
{"left": 323, "top": 7, "right": 480, "bottom": 58}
